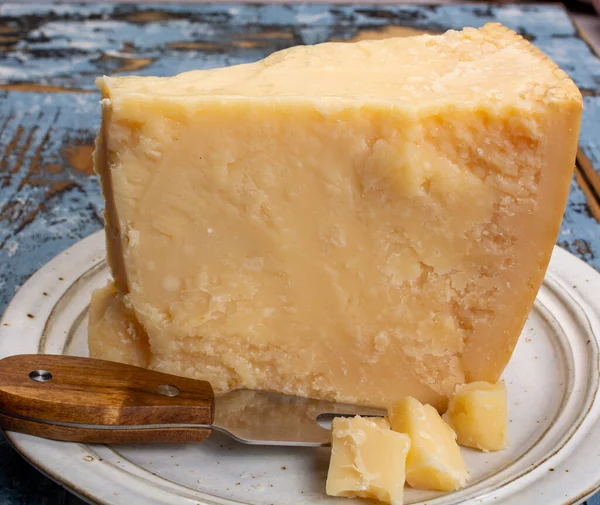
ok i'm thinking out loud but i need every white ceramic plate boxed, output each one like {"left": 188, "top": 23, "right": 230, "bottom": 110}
{"left": 0, "top": 230, "right": 599, "bottom": 505}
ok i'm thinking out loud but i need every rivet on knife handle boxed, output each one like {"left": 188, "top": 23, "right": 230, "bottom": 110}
{"left": 0, "top": 354, "right": 214, "bottom": 444}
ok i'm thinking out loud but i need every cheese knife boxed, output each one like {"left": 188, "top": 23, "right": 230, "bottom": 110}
{"left": 0, "top": 354, "right": 384, "bottom": 446}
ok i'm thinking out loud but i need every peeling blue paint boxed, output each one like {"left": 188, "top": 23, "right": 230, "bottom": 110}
{"left": 559, "top": 178, "right": 600, "bottom": 271}
{"left": 580, "top": 96, "right": 600, "bottom": 167}
{"left": 0, "top": 91, "right": 103, "bottom": 310}
{"left": 1, "top": 3, "right": 598, "bottom": 93}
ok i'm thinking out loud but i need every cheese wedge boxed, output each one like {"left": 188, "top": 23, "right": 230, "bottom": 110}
{"left": 444, "top": 381, "right": 508, "bottom": 452}
{"left": 389, "top": 397, "right": 468, "bottom": 492}
{"left": 90, "top": 23, "right": 582, "bottom": 409}
{"left": 326, "top": 416, "right": 410, "bottom": 505}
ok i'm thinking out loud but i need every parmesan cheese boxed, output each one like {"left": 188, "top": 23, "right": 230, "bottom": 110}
{"left": 90, "top": 23, "right": 582, "bottom": 409}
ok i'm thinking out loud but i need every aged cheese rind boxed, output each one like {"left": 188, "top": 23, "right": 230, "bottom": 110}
{"left": 326, "top": 416, "right": 410, "bottom": 505}
{"left": 444, "top": 381, "right": 508, "bottom": 452}
{"left": 389, "top": 397, "right": 468, "bottom": 492}
{"left": 90, "top": 23, "right": 582, "bottom": 409}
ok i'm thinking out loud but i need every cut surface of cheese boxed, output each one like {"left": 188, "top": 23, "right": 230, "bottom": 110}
{"left": 389, "top": 397, "right": 468, "bottom": 492}
{"left": 444, "top": 381, "right": 508, "bottom": 452}
{"left": 90, "top": 22, "right": 582, "bottom": 409}
{"left": 326, "top": 416, "right": 410, "bottom": 505}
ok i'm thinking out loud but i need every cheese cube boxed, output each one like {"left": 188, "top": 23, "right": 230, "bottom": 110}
{"left": 444, "top": 381, "right": 508, "bottom": 452}
{"left": 326, "top": 416, "right": 410, "bottom": 505}
{"left": 90, "top": 23, "right": 582, "bottom": 410}
{"left": 389, "top": 397, "right": 468, "bottom": 492}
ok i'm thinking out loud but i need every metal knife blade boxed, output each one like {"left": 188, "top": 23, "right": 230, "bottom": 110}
{"left": 212, "top": 389, "right": 385, "bottom": 446}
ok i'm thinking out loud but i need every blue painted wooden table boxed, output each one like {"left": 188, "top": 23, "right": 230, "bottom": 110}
{"left": 0, "top": 2, "right": 599, "bottom": 503}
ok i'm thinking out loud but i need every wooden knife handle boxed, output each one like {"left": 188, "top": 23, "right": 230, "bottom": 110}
{"left": 0, "top": 354, "right": 214, "bottom": 444}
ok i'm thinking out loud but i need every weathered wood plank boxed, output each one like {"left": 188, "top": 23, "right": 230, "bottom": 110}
{"left": 560, "top": 95, "right": 600, "bottom": 270}
{"left": 0, "top": 92, "right": 103, "bottom": 311}
{"left": 0, "top": 4, "right": 599, "bottom": 93}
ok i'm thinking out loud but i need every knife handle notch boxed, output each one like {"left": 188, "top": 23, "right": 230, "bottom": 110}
{"left": 0, "top": 354, "right": 215, "bottom": 444}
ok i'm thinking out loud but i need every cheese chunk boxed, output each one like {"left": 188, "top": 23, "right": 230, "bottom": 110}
{"left": 88, "top": 282, "right": 150, "bottom": 367}
{"left": 326, "top": 416, "right": 410, "bottom": 505}
{"left": 389, "top": 397, "right": 468, "bottom": 492}
{"left": 90, "top": 23, "right": 582, "bottom": 409}
{"left": 444, "top": 381, "right": 508, "bottom": 452}
{"left": 370, "top": 417, "right": 391, "bottom": 430}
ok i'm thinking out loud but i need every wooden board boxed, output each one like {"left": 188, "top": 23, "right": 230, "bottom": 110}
{"left": 0, "top": 3, "right": 599, "bottom": 504}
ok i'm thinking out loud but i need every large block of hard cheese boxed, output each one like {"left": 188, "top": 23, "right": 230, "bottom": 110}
{"left": 90, "top": 23, "right": 582, "bottom": 410}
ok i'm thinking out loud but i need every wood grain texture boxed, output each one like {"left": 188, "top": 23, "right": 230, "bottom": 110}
{"left": 0, "top": 3, "right": 599, "bottom": 504}
{"left": 0, "top": 355, "right": 214, "bottom": 426}
{"left": 576, "top": 149, "right": 600, "bottom": 221}
{"left": 0, "top": 414, "right": 212, "bottom": 444}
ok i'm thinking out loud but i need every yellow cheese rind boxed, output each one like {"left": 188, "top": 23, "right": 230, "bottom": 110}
{"left": 326, "top": 416, "right": 410, "bottom": 505}
{"left": 443, "top": 381, "right": 508, "bottom": 452}
{"left": 389, "top": 397, "right": 468, "bottom": 492}
{"left": 90, "top": 23, "right": 582, "bottom": 409}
